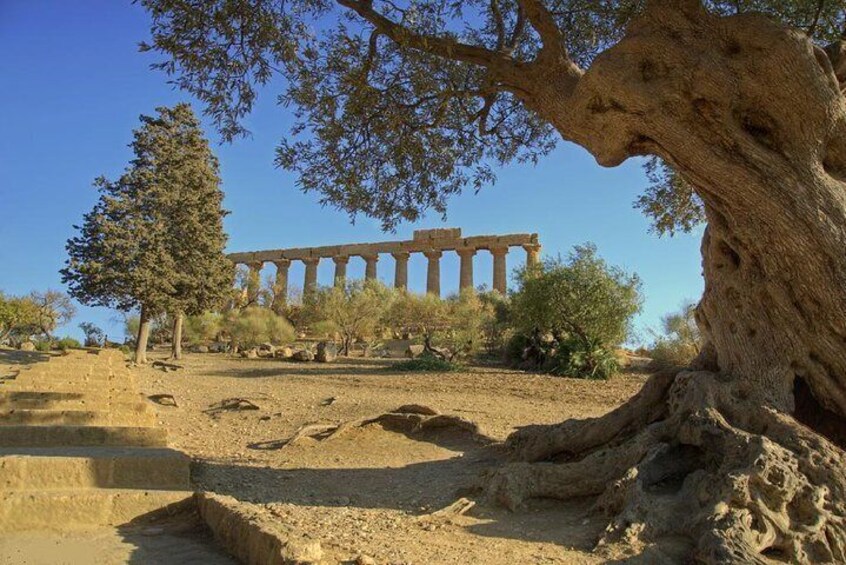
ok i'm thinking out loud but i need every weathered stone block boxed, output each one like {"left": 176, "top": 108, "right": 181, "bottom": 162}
{"left": 315, "top": 342, "right": 337, "bottom": 363}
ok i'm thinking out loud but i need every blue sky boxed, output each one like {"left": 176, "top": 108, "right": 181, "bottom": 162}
{"left": 0, "top": 0, "right": 704, "bottom": 344}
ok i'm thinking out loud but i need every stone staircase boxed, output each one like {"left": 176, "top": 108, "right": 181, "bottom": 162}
{"left": 0, "top": 349, "right": 193, "bottom": 532}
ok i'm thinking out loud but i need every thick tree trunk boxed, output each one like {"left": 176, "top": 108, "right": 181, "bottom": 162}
{"left": 170, "top": 312, "right": 183, "bottom": 360}
{"left": 486, "top": 2, "right": 846, "bottom": 563}
{"left": 135, "top": 305, "right": 151, "bottom": 365}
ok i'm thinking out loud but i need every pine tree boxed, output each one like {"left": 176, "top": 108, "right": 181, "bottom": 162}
{"left": 62, "top": 104, "right": 233, "bottom": 363}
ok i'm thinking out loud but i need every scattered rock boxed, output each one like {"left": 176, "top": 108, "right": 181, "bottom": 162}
{"left": 19, "top": 342, "right": 36, "bottom": 352}
{"left": 292, "top": 350, "right": 314, "bottom": 362}
{"left": 191, "top": 344, "right": 210, "bottom": 354}
{"left": 355, "top": 554, "right": 377, "bottom": 565}
{"left": 405, "top": 344, "right": 425, "bottom": 359}
{"left": 241, "top": 348, "right": 259, "bottom": 359}
{"left": 275, "top": 346, "right": 294, "bottom": 359}
{"left": 316, "top": 341, "right": 337, "bottom": 363}
{"left": 148, "top": 393, "right": 179, "bottom": 407}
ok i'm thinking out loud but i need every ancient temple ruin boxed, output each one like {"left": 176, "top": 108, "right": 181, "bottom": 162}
{"left": 227, "top": 228, "right": 540, "bottom": 305}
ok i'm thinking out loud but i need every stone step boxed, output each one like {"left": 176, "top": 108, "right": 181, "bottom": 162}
{"left": 0, "top": 489, "right": 195, "bottom": 531}
{"left": 12, "top": 373, "right": 123, "bottom": 384}
{"left": 0, "top": 408, "right": 156, "bottom": 427}
{"left": 0, "top": 446, "right": 190, "bottom": 490}
{"left": 1, "top": 381, "right": 136, "bottom": 393}
{"left": 0, "top": 425, "right": 168, "bottom": 448}
{"left": 0, "top": 391, "right": 146, "bottom": 410}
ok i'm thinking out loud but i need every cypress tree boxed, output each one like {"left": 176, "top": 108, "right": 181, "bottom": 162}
{"left": 62, "top": 103, "right": 233, "bottom": 363}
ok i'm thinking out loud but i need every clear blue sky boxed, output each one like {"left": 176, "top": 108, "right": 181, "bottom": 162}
{"left": 0, "top": 0, "right": 704, "bottom": 344}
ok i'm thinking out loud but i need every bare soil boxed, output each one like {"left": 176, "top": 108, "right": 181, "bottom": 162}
{"left": 133, "top": 351, "right": 650, "bottom": 564}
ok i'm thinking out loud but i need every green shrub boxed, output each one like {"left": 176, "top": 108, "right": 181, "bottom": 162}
{"left": 510, "top": 244, "right": 642, "bottom": 347}
{"left": 223, "top": 307, "right": 295, "bottom": 350}
{"left": 386, "top": 289, "right": 491, "bottom": 362}
{"left": 389, "top": 356, "right": 464, "bottom": 372}
{"left": 647, "top": 301, "right": 701, "bottom": 369}
{"left": 183, "top": 311, "right": 223, "bottom": 345}
{"left": 547, "top": 337, "right": 619, "bottom": 380}
{"left": 34, "top": 340, "right": 52, "bottom": 352}
{"left": 55, "top": 337, "right": 82, "bottom": 351}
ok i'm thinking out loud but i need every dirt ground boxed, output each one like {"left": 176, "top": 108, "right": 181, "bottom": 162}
{"left": 131, "top": 351, "right": 651, "bottom": 564}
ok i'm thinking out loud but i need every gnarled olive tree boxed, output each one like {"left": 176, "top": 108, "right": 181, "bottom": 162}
{"left": 140, "top": 0, "right": 846, "bottom": 561}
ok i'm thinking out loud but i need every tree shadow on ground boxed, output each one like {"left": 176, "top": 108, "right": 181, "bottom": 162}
{"left": 0, "top": 348, "right": 52, "bottom": 366}
{"left": 201, "top": 357, "right": 405, "bottom": 378}
{"left": 193, "top": 421, "right": 607, "bottom": 554}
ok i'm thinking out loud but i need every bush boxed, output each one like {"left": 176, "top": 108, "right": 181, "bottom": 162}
{"left": 511, "top": 244, "right": 642, "bottom": 347}
{"left": 546, "top": 337, "right": 619, "bottom": 380}
{"left": 183, "top": 312, "right": 223, "bottom": 345}
{"left": 478, "top": 291, "right": 512, "bottom": 356}
{"left": 34, "top": 340, "right": 52, "bottom": 352}
{"left": 390, "top": 356, "right": 464, "bottom": 372}
{"left": 55, "top": 336, "right": 82, "bottom": 351}
{"left": 223, "top": 307, "right": 295, "bottom": 350}
{"left": 386, "top": 289, "right": 491, "bottom": 361}
{"left": 310, "top": 280, "right": 395, "bottom": 355}
{"left": 647, "top": 301, "right": 701, "bottom": 369}
{"left": 506, "top": 243, "right": 642, "bottom": 379}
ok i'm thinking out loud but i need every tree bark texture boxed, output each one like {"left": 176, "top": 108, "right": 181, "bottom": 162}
{"left": 171, "top": 312, "right": 183, "bottom": 360}
{"left": 483, "top": 2, "right": 846, "bottom": 563}
{"left": 135, "top": 305, "right": 151, "bottom": 365}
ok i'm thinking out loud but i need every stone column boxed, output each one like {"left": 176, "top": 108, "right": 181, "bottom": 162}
{"left": 303, "top": 257, "right": 320, "bottom": 297}
{"left": 523, "top": 243, "right": 542, "bottom": 270}
{"left": 392, "top": 252, "right": 410, "bottom": 290}
{"left": 333, "top": 256, "right": 349, "bottom": 287}
{"left": 362, "top": 254, "right": 379, "bottom": 281}
{"left": 490, "top": 246, "right": 508, "bottom": 294}
{"left": 456, "top": 248, "right": 476, "bottom": 291}
{"left": 246, "top": 261, "right": 263, "bottom": 305}
{"left": 424, "top": 250, "right": 443, "bottom": 297}
{"left": 272, "top": 259, "right": 290, "bottom": 312}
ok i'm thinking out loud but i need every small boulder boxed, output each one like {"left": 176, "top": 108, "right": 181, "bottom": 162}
{"left": 315, "top": 341, "right": 338, "bottom": 363}
{"left": 291, "top": 349, "right": 314, "bottom": 362}
{"left": 240, "top": 348, "right": 259, "bottom": 359}
{"left": 258, "top": 342, "right": 276, "bottom": 354}
{"left": 274, "top": 346, "right": 294, "bottom": 359}
{"left": 405, "top": 344, "right": 425, "bottom": 359}
{"left": 19, "top": 341, "right": 36, "bottom": 352}
{"left": 191, "top": 344, "right": 210, "bottom": 354}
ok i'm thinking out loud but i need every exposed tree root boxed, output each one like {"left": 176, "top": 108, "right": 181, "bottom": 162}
{"left": 203, "top": 397, "right": 261, "bottom": 418}
{"left": 486, "top": 371, "right": 846, "bottom": 563}
{"left": 506, "top": 367, "right": 677, "bottom": 462}
{"left": 268, "top": 405, "right": 488, "bottom": 450}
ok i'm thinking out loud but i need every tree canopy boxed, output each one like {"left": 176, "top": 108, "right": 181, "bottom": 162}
{"left": 141, "top": 0, "right": 844, "bottom": 231}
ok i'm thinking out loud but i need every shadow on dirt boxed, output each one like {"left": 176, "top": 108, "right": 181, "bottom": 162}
{"left": 117, "top": 505, "right": 236, "bottom": 564}
{"left": 202, "top": 357, "right": 401, "bottom": 378}
{"left": 193, "top": 418, "right": 608, "bottom": 555}
{"left": 0, "top": 348, "right": 52, "bottom": 366}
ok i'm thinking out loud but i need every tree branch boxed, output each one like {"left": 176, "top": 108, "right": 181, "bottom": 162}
{"left": 336, "top": 0, "right": 515, "bottom": 71}
{"left": 516, "top": 0, "right": 568, "bottom": 57}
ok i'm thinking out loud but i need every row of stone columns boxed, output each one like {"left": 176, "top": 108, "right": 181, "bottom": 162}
{"left": 241, "top": 243, "right": 541, "bottom": 307}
